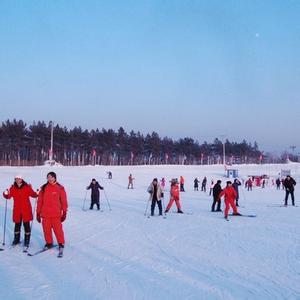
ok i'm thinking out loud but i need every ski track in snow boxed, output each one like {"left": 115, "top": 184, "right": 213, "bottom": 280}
{"left": 0, "top": 163, "right": 300, "bottom": 299}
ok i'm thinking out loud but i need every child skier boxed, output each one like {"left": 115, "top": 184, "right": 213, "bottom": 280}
{"left": 218, "top": 181, "right": 241, "bottom": 220}
{"left": 128, "top": 174, "right": 134, "bottom": 189}
{"left": 165, "top": 179, "right": 183, "bottom": 213}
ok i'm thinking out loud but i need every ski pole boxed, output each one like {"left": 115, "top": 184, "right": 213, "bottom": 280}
{"left": 161, "top": 196, "right": 167, "bottom": 219}
{"left": 144, "top": 199, "right": 150, "bottom": 216}
{"left": 103, "top": 190, "right": 112, "bottom": 211}
{"left": 82, "top": 190, "right": 88, "bottom": 211}
{"left": 30, "top": 198, "right": 38, "bottom": 234}
{"left": 2, "top": 199, "right": 8, "bottom": 246}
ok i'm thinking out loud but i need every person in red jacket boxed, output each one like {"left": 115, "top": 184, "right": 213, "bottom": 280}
{"left": 36, "top": 172, "right": 68, "bottom": 250}
{"left": 165, "top": 179, "right": 184, "bottom": 213}
{"left": 179, "top": 176, "right": 185, "bottom": 192}
{"left": 218, "top": 181, "right": 241, "bottom": 220}
{"left": 3, "top": 174, "right": 38, "bottom": 247}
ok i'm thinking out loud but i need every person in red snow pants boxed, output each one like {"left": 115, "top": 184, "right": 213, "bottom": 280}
{"left": 165, "top": 179, "right": 184, "bottom": 213}
{"left": 36, "top": 172, "right": 68, "bottom": 249}
{"left": 218, "top": 181, "right": 240, "bottom": 219}
{"left": 3, "top": 174, "right": 38, "bottom": 247}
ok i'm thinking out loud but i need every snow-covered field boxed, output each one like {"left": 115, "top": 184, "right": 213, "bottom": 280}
{"left": 0, "top": 163, "right": 299, "bottom": 300}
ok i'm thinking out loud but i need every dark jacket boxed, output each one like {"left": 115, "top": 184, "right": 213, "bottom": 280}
{"left": 232, "top": 180, "right": 241, "bottom": 199}
{"left": 213, "top": 183, "right": 222, "bottom": 200}
{"left": 87, "top": 182, "right": 104, "bottom": 202}
{"left": 283, "top": 177, "right": 296, "bottom": 192}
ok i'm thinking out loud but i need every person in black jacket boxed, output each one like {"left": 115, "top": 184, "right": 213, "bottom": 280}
{"left": 211, "top": 180, "right": 222, "bottom": 212}
{"left": 232, "top": 178, "right": 241, "bottom": 207}
{"left": 194, "top": 178, "right": 199, "bottom": 191}
{"left": 201, "top": 177, "right": 207, "bottom": 192}
{"left": 283, "top": 175, "right": 296, "bottom": 206}
{"left": 87, "top": 179, "right": 104, "bottom": 210}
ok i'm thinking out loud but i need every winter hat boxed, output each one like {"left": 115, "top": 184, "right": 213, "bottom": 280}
{"left": 153, "top": 178, "right": 158, "bottom": 182}
{"left": 15, "top": 174, "right": 23, "bottom": 180}
{"left": 217, "top": 180, "right": 222, "bottom": 184}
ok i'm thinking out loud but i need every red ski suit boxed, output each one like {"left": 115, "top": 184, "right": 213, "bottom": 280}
{"left": 3, "top": 183, "right": 37, "bottom": 223}
{"left": 218, "top": 186, "right": 238, "bottom": 218}
{"left": 166, "top": 183, "right": 182, "bottom": 211}
{"left": 37, "top": 183, "right": 68, "bottom": 245}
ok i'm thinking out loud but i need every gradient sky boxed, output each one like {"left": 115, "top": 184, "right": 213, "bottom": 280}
{"left": 0, "top": 0, "right": 300, "bottom": 153}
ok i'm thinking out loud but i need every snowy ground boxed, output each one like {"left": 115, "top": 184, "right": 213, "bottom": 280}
{"left": 0, "top": 163, "right": 299, "bottom": 300}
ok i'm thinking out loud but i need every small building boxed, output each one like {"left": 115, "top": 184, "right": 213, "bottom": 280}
{"left": 281, "top": 170, "right": 291, "bottom": 177}
{"left": 226, "top": 169, "right": 238, "bottom": 178}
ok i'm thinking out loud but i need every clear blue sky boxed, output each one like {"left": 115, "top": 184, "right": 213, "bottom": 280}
{"left": 1, "top": 0, "right": 299, "bottom": 153}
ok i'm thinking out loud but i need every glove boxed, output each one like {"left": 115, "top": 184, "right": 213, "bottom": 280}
{"left": 61, "top": 212, "right": 67, "bottom": 222}
{"left": 36, "top": 213, "right": 41, "bottom": 223}
{"left": 4, "top": 189, "right": 9, "bottom": 195}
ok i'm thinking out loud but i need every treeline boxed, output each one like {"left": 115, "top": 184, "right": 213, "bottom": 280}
{"left": 0, "top": 119, "right": 268, "bottom": 166}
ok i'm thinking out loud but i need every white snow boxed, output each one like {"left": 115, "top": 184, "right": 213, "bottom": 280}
{"left": 0, "top": 163, "right": 299, "bottom": 300}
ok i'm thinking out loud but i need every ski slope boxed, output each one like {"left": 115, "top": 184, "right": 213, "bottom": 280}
{"left": 0, "top": 163, "right": 299, "bottom": 300}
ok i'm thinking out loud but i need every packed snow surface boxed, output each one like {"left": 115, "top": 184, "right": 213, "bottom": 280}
{"left": 0, "top": 163, "right": 299, "bottom": 300}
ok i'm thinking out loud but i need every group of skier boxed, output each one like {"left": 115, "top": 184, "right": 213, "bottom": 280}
{"left": 1, "top": 170, "right": 296, "bottom": 253}
{"left": 2, "top": 172, "right": 68, "bottom": 253}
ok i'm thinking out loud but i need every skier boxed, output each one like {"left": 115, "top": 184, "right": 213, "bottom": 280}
{"left": 275, "top": 178, "right": 281, "bottom": 190}
{"left": 107, "top": 171, "right": 112, "bottom": 179}
{"left": 128, "top": 174, "right": 134, "bottom": 189}
{"left": 160, "top": 177, "right": 166, "bottom": 190}
{"left": 3, "top": 175, "right": 38, "bottom": 247}
{"left": 283, "top": 175, "right": 296, "bottom": 206}
{"left": 218, "top": 181, "right": 241, "bottom": 220}
{"left": 246, "top": 178, "right": 253, "bottom": 191}
{"left": 147, "top": 178, "right": 163, "bottom": 216}
{"left": 165, "top": 179, "right": 183, "bottom": 213}
{"left": 211, "top": 180, "right": 222, "bottom": 212}
{"left": 86, "top": 179, "right": 104, "bottom": 210}
{"left": 36, "top": 172, "right": 68, "bottom": 251}
{"left": 209, "top": 179, "right": 214, "bottom": 196}
{"left": 232, "top": 178, "right": 241, "bottom": 207}
{"left": 201, "top": 177, "right": 207, "bottom": 192}
{"left": 179, "top": 176, "right": 185, "bottom": 192}
{"left": 194, "top": 178, "right": 200, "bottom": 191}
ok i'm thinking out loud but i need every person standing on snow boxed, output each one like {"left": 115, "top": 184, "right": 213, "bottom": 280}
{"left": 275, "top": 178, "right": 281, "bottom": 190}
{"left": 128, "top": 174, "right": 134, "bottom": 189}
{"left": 86, "top": 178, "right": 104, "bottom": 210}
{"left": 147, "top": 178, "right": 163, "bottom": 216}
{"left": 246, "top": 178, "right": 253, "bottom": 191}
{"left": 160, "top": 177, "right": 166, "bottom": 190}
{"left": 194, "top": 178, "right": 200, "bottom": 191}
{"left": 283, "top": 175, "right": 296, "bottom": 206}
{"left": 180, "top": 176, "right": 185, "bottom": 192}
{"left": 165, "top": 179, "right": 183, "bottom": 214}
{"left": 201, "top": 177, "right": 207, "bottom": 192}
{"left": 3, "top": 175, "right": 38, "bottom": 247}
{"left": 232, "top": 178, "right": 241, "bottom": 207}
{"left": 36, "top": 172, "right": 68, "bottom": 250}
{"left": 211, "top": 180, "right": 222, "bottom": 212}
{"left": 218, "top": 181, "right": 241, "bottom": 220}
{"left": 209, "top": 179, "right": 214, "bottom": 196}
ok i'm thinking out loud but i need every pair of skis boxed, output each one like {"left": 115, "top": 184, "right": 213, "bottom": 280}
{"left": 0, "top": 244, "right": 63, "bottom": 257}
{"left": 27, "top": 245, "right": 63, "bottom": 258}
{"left": 225, "top": 214, "right": 257, "bottom": 221}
